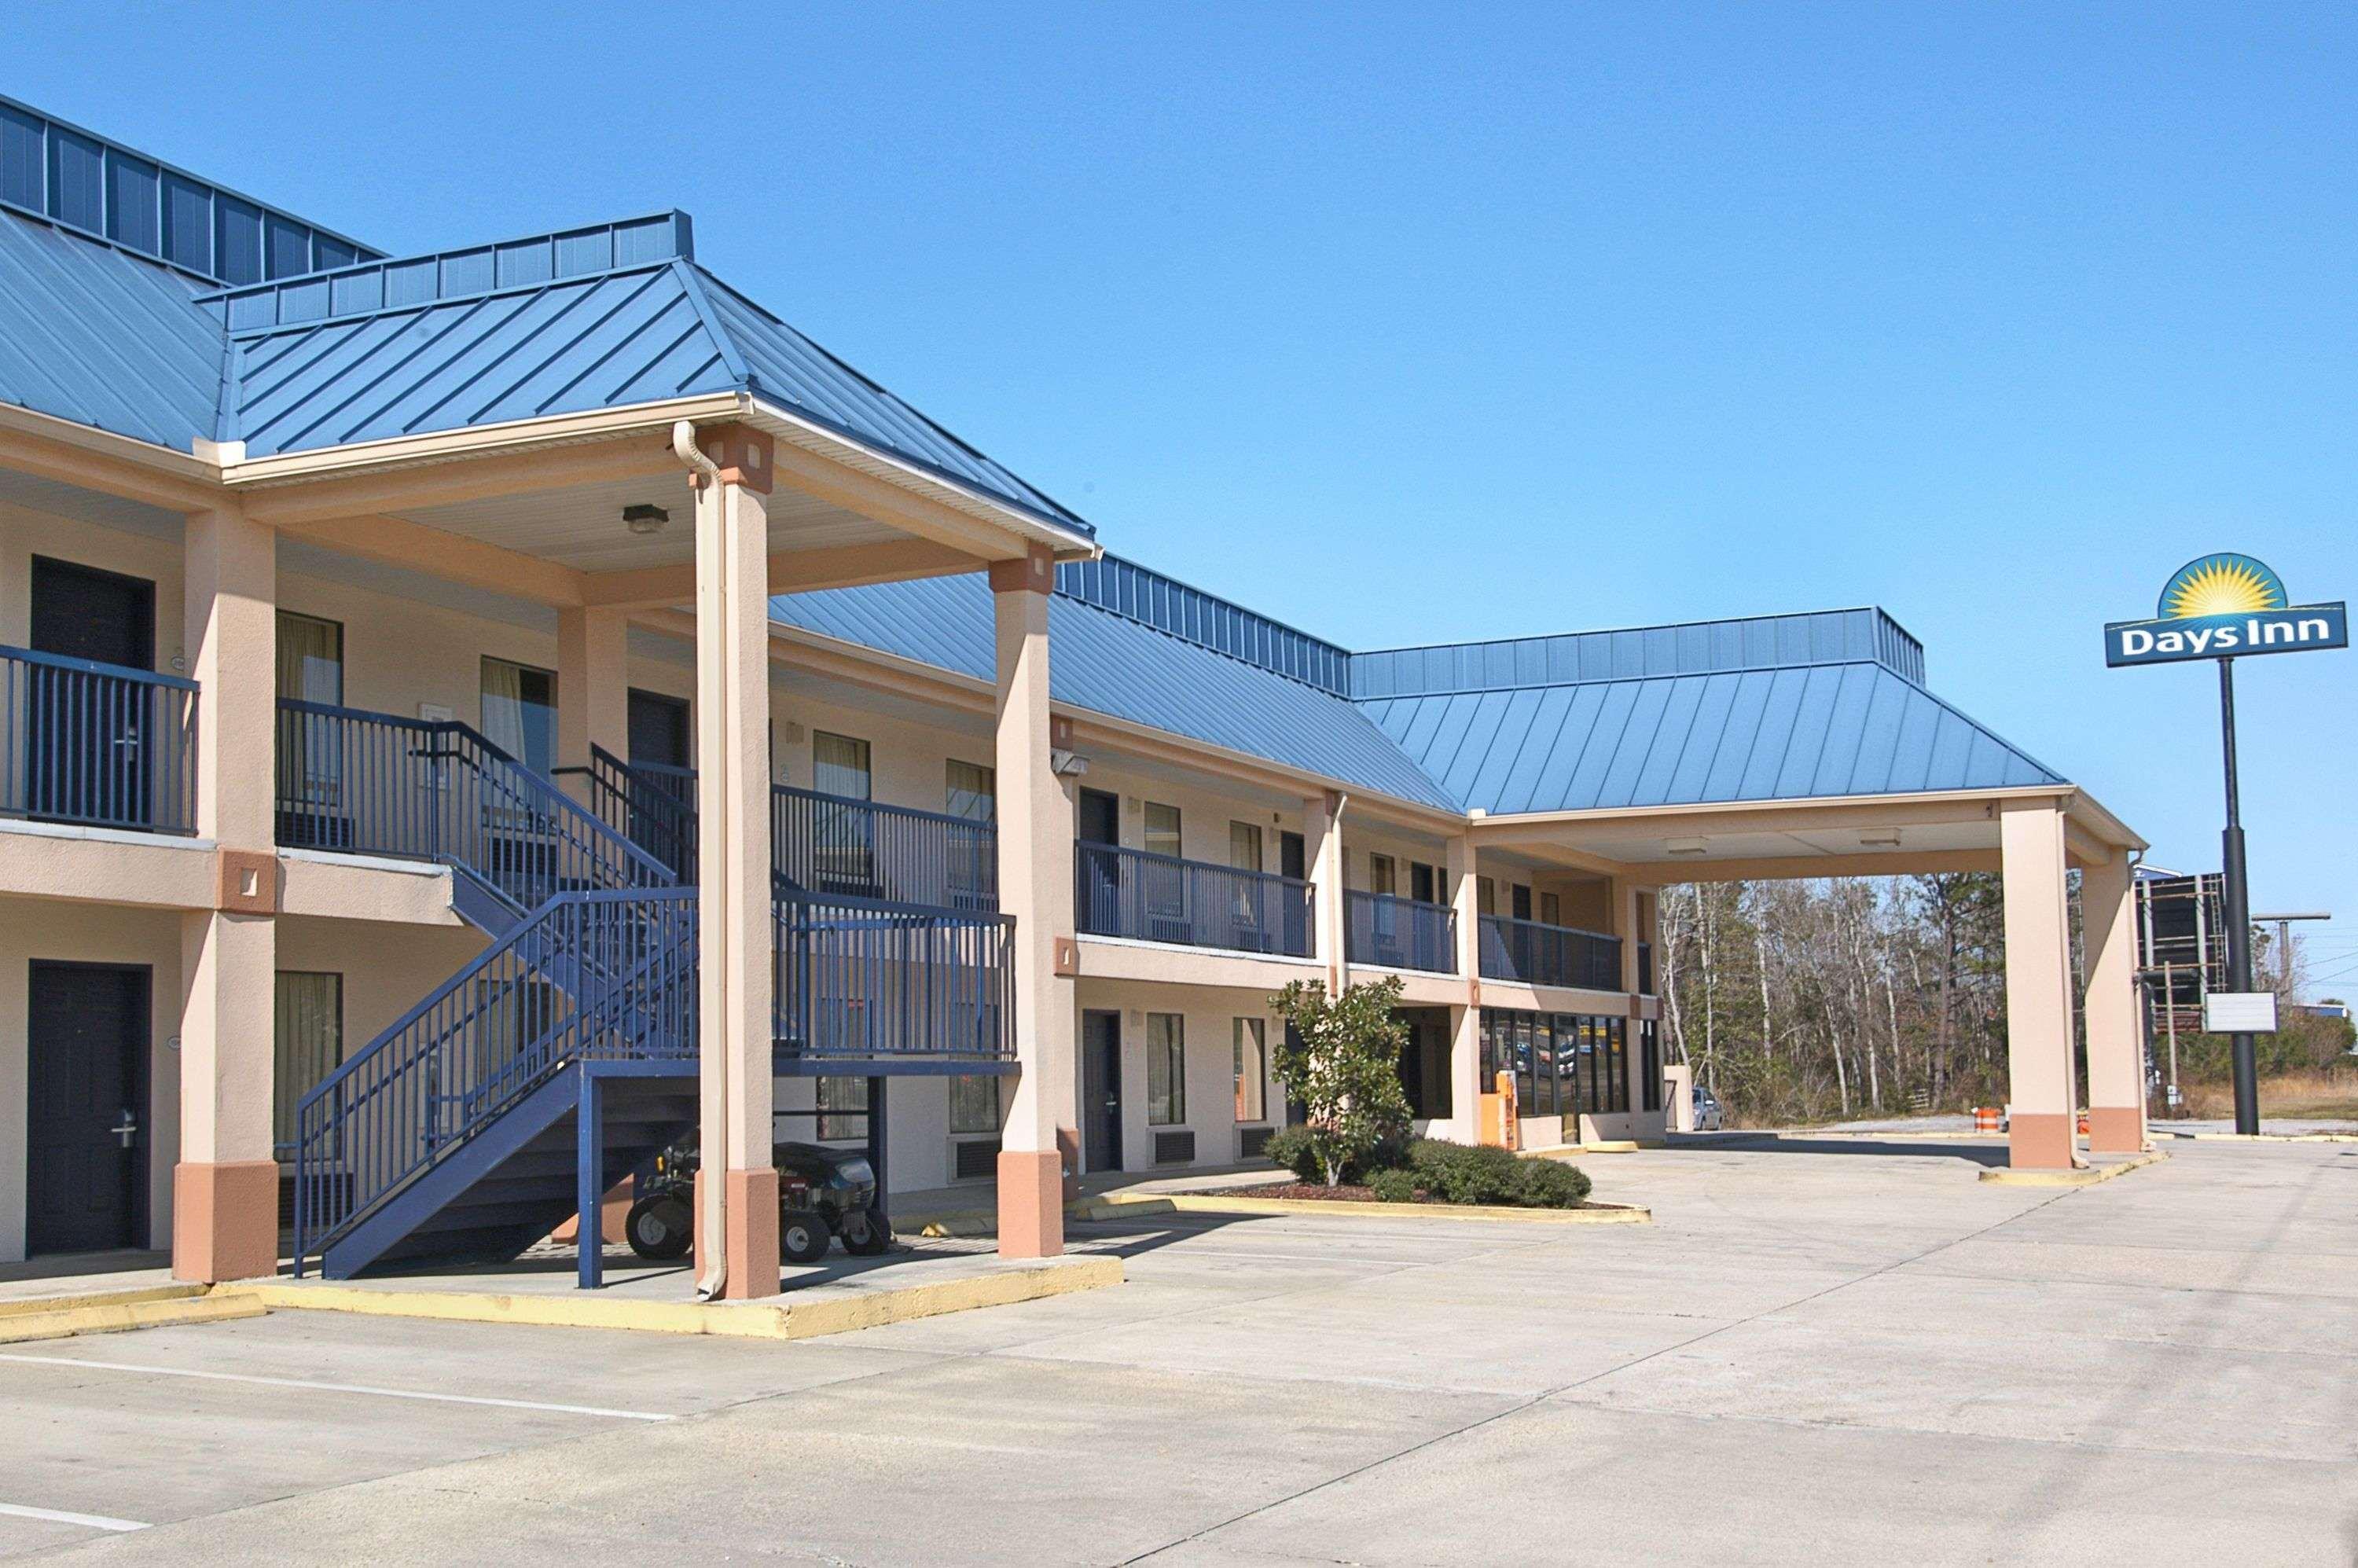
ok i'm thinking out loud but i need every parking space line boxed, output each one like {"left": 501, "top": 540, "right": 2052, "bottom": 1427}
{"left": 0, "top": 1501, "right": 148, "bottom": 1533}
{"left": 0, "top": 1352, "right": 673, "bottom": 1422}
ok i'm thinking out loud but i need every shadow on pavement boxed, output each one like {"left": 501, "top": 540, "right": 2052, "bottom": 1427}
{"left": 1670, "top": 1131, "right": 2007, "bottom": 1168}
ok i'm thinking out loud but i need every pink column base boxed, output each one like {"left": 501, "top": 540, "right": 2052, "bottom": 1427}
{"left": 172, "top": 1160, "right": 279, "bottom": 1282}
{"left": 997, "top": 1148, "right": 1064, "bottom": 1259}
{"left": 2087, "top": 1106, "right": 2147, "bottom": 1154}
{"left": 2007, "top": 1112, "right": 2077, "bottom": 1170}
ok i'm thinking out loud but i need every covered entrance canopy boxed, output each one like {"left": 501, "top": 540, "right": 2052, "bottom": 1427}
{"left": 1362, "top": 608, "right": 2149, "bottom": 1170}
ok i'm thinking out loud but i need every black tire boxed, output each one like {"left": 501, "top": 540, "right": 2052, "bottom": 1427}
{"left": 624, "top": 1194, "right": 692, "bottom": 1261}
{"left": 839, "top": 1205, "right": 893, "bottom": 1257}
{"left": 780, "top": 1206, "right": 832, "bottom": 1264}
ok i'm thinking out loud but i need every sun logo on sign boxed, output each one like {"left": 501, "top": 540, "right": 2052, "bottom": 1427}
{"left": 2159, "top": 554, "right": 2288, "bottom": 621}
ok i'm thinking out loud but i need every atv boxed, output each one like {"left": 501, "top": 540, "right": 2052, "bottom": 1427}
{"left": 624, "top": 1140, "right": 893, "bottom": 1264}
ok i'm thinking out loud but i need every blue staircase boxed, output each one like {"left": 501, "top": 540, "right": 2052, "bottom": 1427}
{"left": 283, "top": 706, "right": 698, "bottom": 1280}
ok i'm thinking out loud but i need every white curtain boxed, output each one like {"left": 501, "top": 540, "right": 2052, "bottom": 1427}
{"left": 479, "top": 657, "right": 529, "bottom": 760}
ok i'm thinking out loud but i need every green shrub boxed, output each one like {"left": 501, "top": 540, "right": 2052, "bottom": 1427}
{"left": 1407, "top": 1139, "right": 1523, "bottom": 1205}
{"left": 1513, "top": 1159, "right": 1591, "bottom": 1209}
{"left": 1262, "top": 1125, "right": 1322, "bottom": 1184}
{"left": 1367, "top": 1167, "right": 1420, "bottom": 1204}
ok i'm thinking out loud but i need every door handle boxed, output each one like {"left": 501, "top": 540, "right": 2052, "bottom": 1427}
{"left": 110, "top": 1110, "right": 138, "bottom": 1148}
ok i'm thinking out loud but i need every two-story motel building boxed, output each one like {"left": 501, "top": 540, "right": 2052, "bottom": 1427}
{"left": 0, "top": 95, "right": 2150, "bottom": 1294}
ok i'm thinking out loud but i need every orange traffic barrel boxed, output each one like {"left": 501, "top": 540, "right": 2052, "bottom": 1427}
{"left": 1973, "top": 1106, "right": 2001, "bottom": 1133}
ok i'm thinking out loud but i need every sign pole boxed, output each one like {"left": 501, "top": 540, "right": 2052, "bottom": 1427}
{"left": 2216, "top": 657, "right": 2259, "bottom": 1134}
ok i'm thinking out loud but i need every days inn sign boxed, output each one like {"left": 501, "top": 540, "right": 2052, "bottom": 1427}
{"left": 2103, "top": 553, "right": 2346, "bottom": 668}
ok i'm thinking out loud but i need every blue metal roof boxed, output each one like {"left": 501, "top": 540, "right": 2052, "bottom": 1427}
{"left": 0, "top": 94, "right": 380, "bottom": 285}
{"left": 0, "top": 206, "right": 224, "bottom": 449}
{"left": 1360, "top": 662, "right": 2061, "bottom": 815}
{"left": 771, "top": 575, "right": 1460, "bottom": 810}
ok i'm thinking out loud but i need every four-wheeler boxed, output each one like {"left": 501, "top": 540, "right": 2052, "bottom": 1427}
{"left": 624, "top": 1140, "right": 893, "bottom": 1264}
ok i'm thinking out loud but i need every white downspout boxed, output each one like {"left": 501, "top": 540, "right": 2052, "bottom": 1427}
{"left": 672, "top": 420, "right": 730, "bottom": 1302}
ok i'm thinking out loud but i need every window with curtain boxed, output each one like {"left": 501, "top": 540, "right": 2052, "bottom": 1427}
{"left": 273, "top": 972, "right": 342, "bottom": 1151}
{"left": 812, "top": 733, "right": 873, "bottom": 888}
{"left": 1143, "top": 802, "right": 1181, "bottom": 858}
{"left": 480, "top": 657, "right": 557, "bottom": 773}
{"left": 1477, "top": 876, "right": 1497, "bottom": 917}
{"left": 817, "top": 1075, "right": 867, "bottom": 1141}
{"left": 1540, "top": 890, "right": 1561, "bottom": 927}
{"left": 1232, "top": 1017, "right": 1266, "bottom": 1123}
{"left": 1229, "top": 822, "right": 1264, "bottom": 922}
{"left": 949, "top": 1074, "right": 1001, "bottom": 1136}
{"left": 945, "top": 760, "right": 995, "bottom": 905}
{"left": 1368, "top": 854, "right": 1395, "bottom": 897}
{"left": 1147, "top": 1013, "right": 1185, "bottom": 1126}
{"left": 276, "top": 612, "right": 344, "bottom": 809}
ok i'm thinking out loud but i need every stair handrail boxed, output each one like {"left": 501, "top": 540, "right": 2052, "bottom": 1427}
{"left": 291, "top": 885, "right": 697, "bottom": 1265}
{"left": 275, "top": 700, "right": 676, "bottom": 894}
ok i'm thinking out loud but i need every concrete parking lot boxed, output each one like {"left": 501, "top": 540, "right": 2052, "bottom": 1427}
{"left": 3, "top": 1136, "right": 2352, "bottom": 1565}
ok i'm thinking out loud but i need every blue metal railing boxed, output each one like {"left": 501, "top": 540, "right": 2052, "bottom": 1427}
{"left": 292, "top": 887, "right": 698, "bottom": 1262}
{"left": 555, "top": 745, "right": 698, "bottom": 878}
{"left": 1074, "top": 841, "right": 1314, "bottom": 957}
{"left": 1346, "top": 890, "right": 1456, "bottom": 973}
{"left": 775, "top": 890, "right": 1016, "bottom": 1063}
{"left": 773, "top": 783, "right": 997, "bottom": 911}
{"left": 1478, "top": 913, "right": 1622, "bottom": 990}
{"left": 274, "top": 701, "right": 671, "bottom": 903}
{"left": 0, "top": 645, "right": 197, "bottom": 834}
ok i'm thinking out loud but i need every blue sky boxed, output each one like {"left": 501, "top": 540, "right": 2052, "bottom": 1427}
{"left": 14, "top": 2, "right": 2355, "bottom": 960}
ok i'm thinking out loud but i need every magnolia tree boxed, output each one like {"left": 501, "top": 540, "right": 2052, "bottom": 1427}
{"left": 1268, "top": 975, "right": 1412, "bottom": 1187}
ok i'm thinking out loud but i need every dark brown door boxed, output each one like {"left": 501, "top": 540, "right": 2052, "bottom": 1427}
{"left": 28, "top": 558, "right": 156, "bottom": 827}
{"left": 27, "top": 964, "right": 149, "bottom": 1254}
{"left": 1082, "top": 1011, "right": 1123, "bottom": 1173}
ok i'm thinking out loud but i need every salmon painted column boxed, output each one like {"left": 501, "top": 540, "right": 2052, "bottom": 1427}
{"left": 692, "top": 426, "right": 778, "bottom": 1298}
{"left": 554, "top": 606, "right": 629, "bottom": 808}
{"left": 994, "top": 543, "right": 1076, "bottom": 1258}
{"left": 175, "top": 505, "right": 279, "bottom": 1282}
{"left": 1304, "top": 789, "right": 1349, "bottom": 994}
{"left": 2081, "top": 849, "right": 2147, "bottom": 1153}
{"left": 1444, "top": 831, "right": 1482, "bottom": 1142}
{"left": 2000, "top": 802, "right": 2081, "bottom": 1169}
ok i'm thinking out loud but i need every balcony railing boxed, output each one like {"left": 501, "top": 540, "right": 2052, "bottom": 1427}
{"left": 0, "top": 645, "right": 197, "bottom": 834}
{"left": 773, "top": 784, "right": 996, "bottom": 911}
{"left": 554, "top": 747, "right": 697, "bottom": 877}
{"left": 1479, "top": 914, "right": 1623, "bottom": 990}
{"left": 1074, "top": 842, "right": 1314, "bottom": 957}
{"left": 775, "top": 890, "right": 1016, "bottom": 1064}
{"left": 1346, "top": 891, "right": 1456, "bottom": 973}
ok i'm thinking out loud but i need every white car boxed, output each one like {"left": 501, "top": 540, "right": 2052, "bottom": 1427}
{"left": 1691, "top": 1085, "right": 1725, "bottom": 1132}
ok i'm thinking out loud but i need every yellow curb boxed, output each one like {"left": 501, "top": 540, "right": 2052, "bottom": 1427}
{"left": 1978, "top": 1151, "right": 2168, "bottom": 1188}
{"left": 1100, "top": 1192, "right": 1651, "bottom": 1225}
{"left": 0, "top": 1291, "right": 265, "bottom": 1345}
{"left": 234, "top": 1255, "right": 1122, "bottom": 1341}
{"left": 1524, "top": 1144, "right": 1636, "bottom": 1161}
{"left": 0, "top": 1282, "right": 207, "bottom": 1320}
{"left": 2181, "top": 1131, "right": 2358, "bottom": 1144}
{"left": 908, "top": 1195, "right": 1179, "bottom": 1237}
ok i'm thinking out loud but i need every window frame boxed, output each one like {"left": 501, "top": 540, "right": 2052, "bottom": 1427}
{"left": 1147, "top": 1012, "right": 1186, "bottom": 1126}
{"left": 272, "top": 971, "right": 343, "bottom": 1151}
{"left": 1232, "top": 1017, "right": 1268, "bottom": 1124}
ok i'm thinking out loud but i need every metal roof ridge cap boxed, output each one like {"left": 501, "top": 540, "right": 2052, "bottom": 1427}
{"left": 669, "top": 260, "right": 752, "bottom": 390}
{"left": 193, "top": 210, "right": 693, "bottom": 302}
{"left": 1054, "top": 589, "right": 1350, "bottom": 696}
{"left": 1077, "top": 550, "right": 1354, "bottom": 663}
{"left": 1349, "top": 655, "right": 1904, "bottom": 702}
{"left": 1353, "top": 604, "right": 1915, "bottom": 660}
{"left": 213, "top": 257, "right": 685, "bottom": 338}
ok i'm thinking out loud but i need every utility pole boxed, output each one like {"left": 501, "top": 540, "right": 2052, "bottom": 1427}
{"left": 2217, "top": 659, "right": 2258, "bottom": 1135}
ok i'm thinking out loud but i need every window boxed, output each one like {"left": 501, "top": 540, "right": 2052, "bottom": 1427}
{"left": 1410, "top": 862, "right": 1438, "bottom": 905}
{"left": 1232, "top": 1018, "right": 1267, "bottom": 1123}
{"left": 1147, "top": 1013, "right": 1185, "bottom": 1126}
{"left": 814, "top": 732, "right": 872, "bottom": 799}
{"left": 1368, "top": 854, "right": 1396, "bottom": 897}
{"left": 1540, "top": 890, "right": 1561, "bottom": 927}
{"left": 1477, "top": 876, "right": 1497, "bottom": 917}
{"left": 1228, "top": 821, "right": 1262, "bottom": 873}
{"left": 276, "top": 613, "right": 344, "bottom": 810}
{"left": 1229, "top": 822, "right": 1264, "bottom": 923}
{"left": 481, "top": 657, "right": 558, "bottom": 773}
{"left": 273, "top": 972, "right": 341, "bottom": 1151}
{"left": 813, "top": 733, "right": 873, "bottom": 888}
{"left": 817, "top": 1075, "right": 867, "bottom": 1141}
{"left": 944, "top": 760, "right": 995, "bottom": 822}
{"left": 949, "top": 1074, "right": 1001, "bottom": 1135}
{"left": 1512, "top": 884, "right": 1533, "bottom": 922}
{"left": 1144, "top": 802, "right": 1181, "bottom": 858}
{"left": 1640, "top": 1019, "right": 1661, "bottom": 1113}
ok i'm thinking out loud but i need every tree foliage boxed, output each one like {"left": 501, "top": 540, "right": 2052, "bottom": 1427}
{"left": 1268, "top": 975, "right": 1414, "bottom": 1185}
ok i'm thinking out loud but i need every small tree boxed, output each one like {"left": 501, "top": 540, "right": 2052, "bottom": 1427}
{"left": 1269, "top": 975, "right": 1412, "bottom": 1186}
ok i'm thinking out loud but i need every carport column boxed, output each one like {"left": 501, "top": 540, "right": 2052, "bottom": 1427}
{"left": 2081, "top": 849, "right": 2147, "bottom": 1154}
{"left": 1999, "top": 802, "right": 2080, "bottom": 1170}
{"left": 994, "top": 542, "right": 1076, "bottom": 1258}
{"left": 692, "top": 426, "right": 778, "bottom": 1298}
{"left": 1614, "top": 879, "right": 1646, "bottom": 994}
{"left": 1444, "top": 831, "right": 1482, "bottom": 1141}
{"left": 176, "top": 505, "right": 279, "bottom": 1283}
{"left": 555, "top": 605, "right": 629, "bottom": 807}
{"left": 1305, "top": 789, "right": 1349, "bottom": 993}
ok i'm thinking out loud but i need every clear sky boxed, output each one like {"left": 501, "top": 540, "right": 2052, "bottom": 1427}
{"left": 13, "top": 2, "right": 2354, "bottom": 963}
